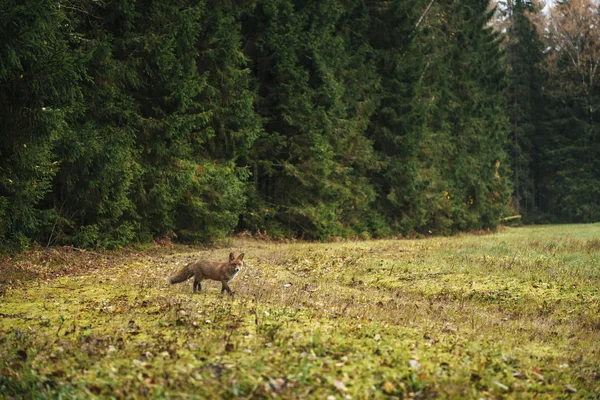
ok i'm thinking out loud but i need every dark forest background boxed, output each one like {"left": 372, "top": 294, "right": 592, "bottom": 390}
{"left": 1, "top": 0, "right": 598, "bottom": 250}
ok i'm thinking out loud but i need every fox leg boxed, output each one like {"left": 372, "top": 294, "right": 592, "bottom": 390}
{"left": 221, "top": 282, "right": 233, "bottom": 296}
{"left": 193, "top": 280, "right": 201, "bottom": 293}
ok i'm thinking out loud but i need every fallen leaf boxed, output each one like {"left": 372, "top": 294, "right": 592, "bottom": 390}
{"left": 409, "top": 359, "right": 420, "bottom": 370}
{"left": 269, "top": 377, "right": 286, "bottom": 391}
{"left": 565, "top": 385, "right": 577, "bottom": 393}
{"left": 333, "top": 379, "right": 347, "bottom": 392}
{"left": 443, "top": 323, "right": 456, "bottom": 333}
{"left": 383, "top": 381, "right": 395, "bottom": 393}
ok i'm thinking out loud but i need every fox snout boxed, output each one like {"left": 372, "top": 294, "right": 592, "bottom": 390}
{"left": 228, "top": 264, "right": 241, "bottom": 280}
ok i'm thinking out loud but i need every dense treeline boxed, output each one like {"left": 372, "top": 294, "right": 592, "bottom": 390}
{"left": 0, "top": 0, "right": 597, "bottom": 250}
{"left": 502, "top": 0, "right": 600, "bottom": 223}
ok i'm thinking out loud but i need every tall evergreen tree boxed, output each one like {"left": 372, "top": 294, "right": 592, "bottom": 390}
{"left": 440, "top": 0, "right": 512, "bottom": 230}
{"left": 241, "top": 0, "right": 380, "bottom": 238}
{"left": 366, "top": 0, "right": 432, "bottom": 234}
{"left": 0, "top": 0, "right": 81, "bottom": 250}
{"left": 537, "top": 0, "right": 600, "bottom": 222}
{"left": 124, "top": 0, "right": 258, "bottom": 242}
{"left": 368, "top": 0, "right": 512, "bottom": 234}
{"left": 0, "top": 0, "right": 522, "bottom": 250}
{"left": 503, "top": 0, "right": 545, "bottom": 219}
{"left": 40, "top": 0, "right": 258, "bottom": 247}
{"left": 44, "top": 1, "right": 141, "bottom": 247}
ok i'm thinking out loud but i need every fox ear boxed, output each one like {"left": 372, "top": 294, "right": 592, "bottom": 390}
{"left": 237, "top": 253, "right": 245, "bottom": 261}
{"left": 229, "top": 252, "right": 235, "bottom": 261}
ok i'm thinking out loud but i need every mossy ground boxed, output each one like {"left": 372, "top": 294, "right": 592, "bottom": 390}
{"left": 1, "top": 224, "right": 599, "bottom": 399}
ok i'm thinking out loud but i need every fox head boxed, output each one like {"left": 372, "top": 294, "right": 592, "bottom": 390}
{"left": 226, "top": 252, "right": 244, "bottom": 277}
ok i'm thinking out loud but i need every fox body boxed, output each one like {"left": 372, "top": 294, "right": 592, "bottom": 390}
{"left": 169, "top": 252, "right": 244, "bottom": 296}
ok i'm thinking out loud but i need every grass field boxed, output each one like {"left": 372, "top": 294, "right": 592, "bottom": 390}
{"left": 1, "top": 224, "right": 599, "bottom": 398}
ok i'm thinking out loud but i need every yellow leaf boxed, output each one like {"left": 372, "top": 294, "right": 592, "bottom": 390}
{"left": 115, "top": 307, "right": 124, "bottom": 313}
{"left": 383, "top": 381, "right": 395, "bottom": 393}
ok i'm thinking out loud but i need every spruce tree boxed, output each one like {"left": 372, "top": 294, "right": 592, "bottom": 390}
{"left": 537, "top": 0, "right": 600, "bottom": 222}
{"left": 0, "top": 0, "right": 81, "bottom": 250}
{"left": 438, "top": 0, "right": 512, "bottom": 230}
{"left": 123, "top": 0, "right": 257, "bottom": 242}
{"left": 503, "top": 0, "right": 545, "bottom": 219}
{"left": 241, "top": 0, "right": 379, "bottom": 238}
{"left": 44, "top": 0, "right": 259, "bottom": 247}
{"left": 44, "top": 1, "right": 141, "bottom": 247}
{"left": 368, "top": 0, "right": 512, "bottom": 234}
{"left": 366, "top": 0, "right": 433, "bottom": 234}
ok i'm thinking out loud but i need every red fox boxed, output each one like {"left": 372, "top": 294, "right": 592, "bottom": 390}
{"left": 169, "top": 253, "right": 244, "bottom": 296}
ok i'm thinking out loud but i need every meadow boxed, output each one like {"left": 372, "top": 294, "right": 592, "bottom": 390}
{"left": 1, "top": 224, "right": 599, "bottom": 398}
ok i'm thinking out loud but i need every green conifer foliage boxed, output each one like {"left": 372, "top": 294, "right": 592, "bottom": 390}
{"left": 0, "top": 0, "right": 81, "bottom": 250}
{"left": 503, "top": 0, "right": 545, "bottom": 220}
{"left": 28, "top": 0, "right": 257, "bottom": 247}
{"left": 43, "top": 2, "right": 141, "bottom": 248}
{"left": 242, "top": 0, "right": 379, "bottom": 238}
{"left": 120, "top": 0, "right": 256, "bottom": 242}
{"left": 366, "top": 0, "right": 432, "bottom": 234}
{"left": 537, "top": 0, "right": 600, "bottom": 222}
{"left": 369, "top": 0, "right": 512, "bottom": 235}
{"left": 0, "top": 0, "right": 520, "bottom": 250}
{"left": 436, "top": 0, "right": 512, "bottom": 231}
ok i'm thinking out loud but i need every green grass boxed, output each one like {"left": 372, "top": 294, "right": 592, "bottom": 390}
{"left": 1, "top": 224, "right": 599, "bottom": 398}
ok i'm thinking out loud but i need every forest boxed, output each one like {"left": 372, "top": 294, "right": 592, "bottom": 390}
{"left": 1, "top": 0, "right": 599, "bottom": 251}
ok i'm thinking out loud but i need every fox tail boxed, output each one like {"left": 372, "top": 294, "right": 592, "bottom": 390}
{"left": 169, "top": 264, "right": 194, "bottom": 284}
